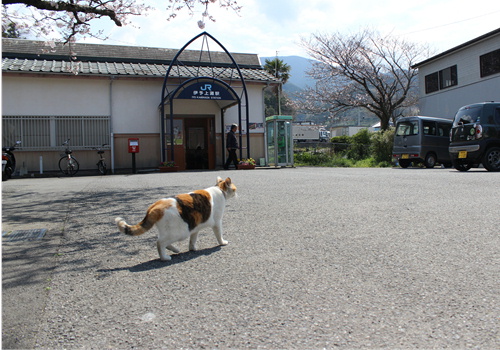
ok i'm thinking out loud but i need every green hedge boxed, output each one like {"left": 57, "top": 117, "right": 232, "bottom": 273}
{"left": 295, "top": 128, "right": 394, "bottom": 168}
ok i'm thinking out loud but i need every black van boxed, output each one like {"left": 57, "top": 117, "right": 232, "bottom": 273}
{"left": 449, "top": 102, "right": 500, "bottom": 171}
{"left": 393, "top": 116, "right": 453, "bottom": 168}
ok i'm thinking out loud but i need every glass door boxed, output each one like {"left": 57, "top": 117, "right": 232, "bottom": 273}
{"left": 267, "top": 121, "right": 275, "bottom": 166}
{"left": 277, "top": 121, "right": 287, "bottom": 165}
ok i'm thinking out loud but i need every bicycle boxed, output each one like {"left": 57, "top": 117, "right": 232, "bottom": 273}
{"left": 94, "top": 144, "right": 108, "bottom": 175}
{"left": 58, "top": 139, "right": 79, "bottom": 176}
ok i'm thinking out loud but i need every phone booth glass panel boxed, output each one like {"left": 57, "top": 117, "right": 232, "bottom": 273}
{"left": 266, "top": 115, "right": 294, "bottom": 167}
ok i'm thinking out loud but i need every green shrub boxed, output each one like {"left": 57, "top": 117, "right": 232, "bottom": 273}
{"left": 328, "top": 156, "right": 354, "bottom": 167}
{"left": 353, "top": 157, "right": 377, "bottom": 167}
{"left": 295, "top": 127, "right": 395, "bottom": 168}
{"left": 330, "top": 135, "right": 350, "bottom": 154}
{"left": 347, "top": 129, "right": 371, "bottom": 160}
{"left": 352, "top": 128, "right": 371, "bottom": 144}
{"left": 294, "top": 151, "right": 331, "bottom": 166}
{"left": 370, "top": 129, "right": 394, "bottom": 163}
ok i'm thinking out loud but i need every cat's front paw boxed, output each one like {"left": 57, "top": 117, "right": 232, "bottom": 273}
{"left": 159, "top": 255, "right": 172, "bottom": 261}
{"left": 189, "top": 244, "right": 197, "bottom": 251}
{"left": 220, "top": 239, "right": 228, "bottom": 246}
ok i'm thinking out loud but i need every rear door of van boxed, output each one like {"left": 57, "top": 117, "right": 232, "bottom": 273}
{"left": 393, "top": 119, "right": 420, "bottom": 159}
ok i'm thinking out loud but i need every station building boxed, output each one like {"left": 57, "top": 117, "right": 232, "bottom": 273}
{"left": 2, "top": 33, "right": 280, "bottom": 173}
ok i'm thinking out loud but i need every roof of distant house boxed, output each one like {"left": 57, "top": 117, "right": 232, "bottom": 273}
{"left": 412, "top": 27, "right": 500, "bottom": 68}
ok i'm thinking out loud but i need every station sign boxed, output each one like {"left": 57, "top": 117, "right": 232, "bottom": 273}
{"left": 177, "top": 81, "right": 234, "bottom": 101}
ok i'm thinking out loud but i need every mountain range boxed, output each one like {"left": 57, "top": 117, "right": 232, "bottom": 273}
{"left": 260, "top": 55, "right": 316, "bottom": 93}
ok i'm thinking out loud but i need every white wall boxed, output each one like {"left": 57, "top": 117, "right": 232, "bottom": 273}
{"left": 2, "top": 76, "right": 110, "bottom": 116}
{"left": 111, "top": 79, "right": 163, "bottom": 133}
{"left": 419, "top": 77, "right": 499, "bottom": 118}
{"left": 417, "top": 34, "right": 500, "bottom": 119}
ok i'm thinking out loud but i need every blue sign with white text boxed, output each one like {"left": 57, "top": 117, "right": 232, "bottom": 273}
{"left": 177, "top": 82, "right": 235, "bottom": 101}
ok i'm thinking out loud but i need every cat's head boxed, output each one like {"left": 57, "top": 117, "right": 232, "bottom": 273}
{"left": 217, "top": 177, "right": 237, "bottom": 199}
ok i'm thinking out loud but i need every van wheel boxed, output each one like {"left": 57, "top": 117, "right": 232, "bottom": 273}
{"left": 482, "top": 147, "right": 500, "bottom": 171}
{"left": 399, "top": 159, "right": 411, "bottom": 168}
{"left": 424, "top": 153, "right": 437, "bottom": 168}
{"left": 452, "top": 159, "right": 472, "bottom": 172}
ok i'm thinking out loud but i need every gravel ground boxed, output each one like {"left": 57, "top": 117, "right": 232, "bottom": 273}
{"left": 2, "top": 167, "right": 499, "bottom": 349}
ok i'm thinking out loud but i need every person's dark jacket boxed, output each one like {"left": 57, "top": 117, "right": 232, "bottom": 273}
{"left": 226, "top": 130, "right": 239, "bottom": 150}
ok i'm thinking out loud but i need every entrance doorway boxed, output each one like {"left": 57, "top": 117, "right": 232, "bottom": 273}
{"left": 166, "top": 116, "right": 215, "bottom": 170}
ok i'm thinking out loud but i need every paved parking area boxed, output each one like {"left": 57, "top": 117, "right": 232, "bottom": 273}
{"left": 2, "top": 167, "right": 499, "bottom": 349}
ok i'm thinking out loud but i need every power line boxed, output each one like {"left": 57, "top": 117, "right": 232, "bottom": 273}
{"left": 403, "top": 10, "right": 500, "bottom": 36}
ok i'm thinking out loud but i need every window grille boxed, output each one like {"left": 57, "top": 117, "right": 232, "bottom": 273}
{"left": 2, "top": 116, "right": 110, "bottom": 150}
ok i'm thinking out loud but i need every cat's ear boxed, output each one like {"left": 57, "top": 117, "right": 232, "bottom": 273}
{"left": 217, "top": 176, "right": 223, "bottom": 184}
{"left": 225, "top": 177, "right": 232, "bottom": 185}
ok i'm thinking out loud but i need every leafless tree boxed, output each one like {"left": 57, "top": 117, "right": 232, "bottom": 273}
{"left": 298, "top": 29, "right": 429, "bottom": 130}
{"left": 2, "top": 0, "right": 241, "bottom": 44}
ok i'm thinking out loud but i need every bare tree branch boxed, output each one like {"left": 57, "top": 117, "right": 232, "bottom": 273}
{"left": 298, "top": 29, "right": 428, "bottom": 130}
{"left": 3, "top": 0, "right": 123, "bottom": 26}
{"left": 2, "top": 0, "right": 241, "bottom": 45}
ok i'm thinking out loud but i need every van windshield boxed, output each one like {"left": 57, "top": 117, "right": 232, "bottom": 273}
{"left": 453, "top": 106, "right": 482, "bottom": 126}
{"left": 396, "top": 121, "right": 419, "bottom": 136}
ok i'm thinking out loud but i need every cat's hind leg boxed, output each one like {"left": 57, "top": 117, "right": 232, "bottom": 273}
{"left": 156, "top": 228, "right": 177, "bottom": 261}
{"left": 213, "top": 222, "right": 228, "bottom": 246}
{"left": 156, "top": 240, "right": 172, "bottom": 261}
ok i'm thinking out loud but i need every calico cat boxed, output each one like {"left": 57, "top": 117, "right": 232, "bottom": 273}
{"left": 115, "top": 177, "right": 237, "bottom": 261}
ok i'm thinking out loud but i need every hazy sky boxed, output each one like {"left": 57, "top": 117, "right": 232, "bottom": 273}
{"left": 81, "top": 0, "right": 500, "bottom": 58}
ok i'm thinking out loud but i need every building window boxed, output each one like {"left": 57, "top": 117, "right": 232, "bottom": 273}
{"left": 2, "top": 116, "right": 110, "bottom": 150}
{"left": 480, "top": 48, "right": 500, "bottom": 77}
{"left": 424, "top": 65, "right": 457, "bottom": 94}
{"left": 425, "top": 72, "right": 439, "bottom": 93}
{"left": 439, "top": 65, "right": 457, "bottom": 89}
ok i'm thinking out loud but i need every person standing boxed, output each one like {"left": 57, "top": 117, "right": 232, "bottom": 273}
{"left": 224, "top": 124, "right": 239, "bottom": 170}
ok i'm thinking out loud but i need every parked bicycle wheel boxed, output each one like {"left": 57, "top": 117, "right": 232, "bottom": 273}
{"left": 59, "top": 156, "right": 79, "bottom": 176}
{"left": 97, "top": 160, "right": 107, "bottom": 175}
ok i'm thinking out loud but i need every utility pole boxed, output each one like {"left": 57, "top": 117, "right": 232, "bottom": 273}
{"left": 276, "top": 51, "right": 281, "bottom": 115}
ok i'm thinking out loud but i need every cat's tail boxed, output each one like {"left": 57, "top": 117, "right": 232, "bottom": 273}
{"left": 115, "top": 216, "right": 153, "bottom": 236}
{"left": 115, "top": 199, "right": 169, "bottom": 236}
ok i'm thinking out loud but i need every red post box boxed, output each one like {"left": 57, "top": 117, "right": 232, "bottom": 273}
{"left": 128, "top": 138, "right": 139, "bottom": 153}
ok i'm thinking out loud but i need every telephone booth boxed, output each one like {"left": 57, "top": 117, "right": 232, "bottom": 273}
{"left": 266, "top": 115, "right": 294, "bottom": 167}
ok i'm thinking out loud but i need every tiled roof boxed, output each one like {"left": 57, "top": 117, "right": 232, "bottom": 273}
{"left": 2, "top": 57, "right": 279, "bottom": 82}
{"left": 2, "top": 38, "right": 280, "bottom": 83}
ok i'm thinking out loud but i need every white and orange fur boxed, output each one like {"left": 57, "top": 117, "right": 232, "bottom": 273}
{"left": 115, "top": 177, "right": 237, "bottom": 261}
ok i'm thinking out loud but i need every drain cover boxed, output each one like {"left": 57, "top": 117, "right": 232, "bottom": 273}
{"left": 2, "top": 229, "right": 47, "bottom": 242}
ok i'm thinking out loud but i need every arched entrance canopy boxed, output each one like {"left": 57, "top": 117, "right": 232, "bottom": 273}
{"left": 160, "top": 32, "right": 250, "bottom": 164}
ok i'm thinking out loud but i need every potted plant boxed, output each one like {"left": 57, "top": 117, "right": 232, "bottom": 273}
{"left": 237, "top": 158, "right": 256, "bottom": 170}
{"left": 159, "top": 161, "right": 179, "bottom": 172}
